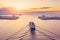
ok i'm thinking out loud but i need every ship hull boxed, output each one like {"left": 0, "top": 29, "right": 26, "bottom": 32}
{"left": 38, "top": 17, "right": 60, "bottom": 20}
{"left": 0, "top": 16, "right": 19, "bottom": 20}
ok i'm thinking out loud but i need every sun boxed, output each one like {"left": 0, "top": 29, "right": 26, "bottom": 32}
{"left": 14, "top": 5, "right": 28, "bottom": 11}
{"left": 14, "top": 6, "right": 23, "bottom": 10}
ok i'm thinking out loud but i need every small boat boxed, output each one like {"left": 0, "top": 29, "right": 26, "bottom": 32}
{"left": 0, "top": 15, "right": 19, "bottom": 20}
{"left": 29, "top": 22, "right": 36, "bottom": 31}
{"left": 38, "top": 15, "right": 60, "bottom": 20}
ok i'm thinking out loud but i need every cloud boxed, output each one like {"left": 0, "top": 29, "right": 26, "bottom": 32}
{"left": 28, "top": 7, "right": 52, "bottom": 10}
{"left": 0, "top": 8, "right": 9, "bottom": 15}
{"left": 0, "top": 7, "right": 30, "bottom": 15}
{"left": 0, "top": 7, "right": 16, "bottom": 15}
{"left": 40, "top": 7, "right": 52, "bottom": 9}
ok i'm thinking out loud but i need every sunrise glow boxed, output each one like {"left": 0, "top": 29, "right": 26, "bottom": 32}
{"left": 0, "top": 0, "right": 60, "bottom": 14}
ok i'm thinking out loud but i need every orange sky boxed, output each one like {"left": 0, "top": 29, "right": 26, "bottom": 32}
{"left": 0, "top": 0, "right": 60, "bottom": 11}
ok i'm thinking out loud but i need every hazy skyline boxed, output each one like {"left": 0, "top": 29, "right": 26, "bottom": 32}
{"left": 0, "top": 0, "right": 60, "bottom": 10}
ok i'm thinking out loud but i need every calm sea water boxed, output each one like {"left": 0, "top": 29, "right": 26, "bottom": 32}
{"left": 0, "top": 15, "right": 60, "bottom": 40}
